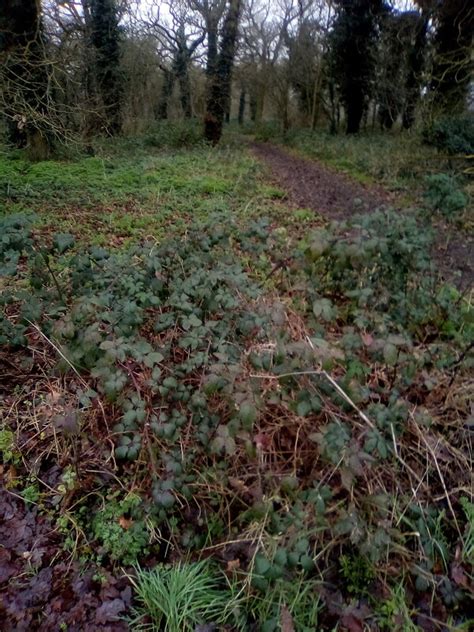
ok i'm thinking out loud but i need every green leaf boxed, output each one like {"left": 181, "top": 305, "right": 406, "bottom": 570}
{"left": 254, "top": 555, "right": 271, "bottom": 576}
{"left": 53, "top": 233, "right": 75, "bottom": 254}
{"left": 154, "top": 491, "right": 175, "bottom": 509}
{"left": 281, "top": 476, "right": 299, "bottom": 492}
{"left": 288, "top": 552, "right": 300, "bottom": 568}
{"left": 144, "top": 351, "right": 164, "bottom": 368}
{"left": 224, "top": 435, "right": 236, "bottom": 455}
{"left": 115, "top": 446, "right": 129, "bottom": 459}
{"left": 273, "top": 548, "right": 288, "bottom": 567}
{"left": 383, "top": 342, "right": 398, "bottom": 366}
{"left": 300, "top": 554, "right": 314, "bottom": 571}
{"left": 239, "top": 401, "right": 257, "bottom": 430}
{"left": 261, "top": 619, "right": 278, "bottom": 632}
{"left": 210, "top": 436, "right": 225, "bottom": 454}
{"left": 162, "top": 376, "right": 178, "bottom": 389}
{"left": 313, "top": 298, "right": 336, "bottom": 321}
{"left": 296, "top": 399, "right": 312, "bottom": 417}
{"left": 306, "top": 233, "right": 329, "bottom": 260}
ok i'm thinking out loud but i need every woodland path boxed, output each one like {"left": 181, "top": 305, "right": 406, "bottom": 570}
{"left": 250, "top": 141, "right": 474, "bottom": 291}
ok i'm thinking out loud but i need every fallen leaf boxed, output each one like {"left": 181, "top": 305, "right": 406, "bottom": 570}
{"left": 118, "top": 516, "right": 133, "bottom": 530}
{"left": 228, "top": 478, "right": 248, "bottom": 494}
{"left": 6, "top": 465, "right": 17, "bottom": 485}
{"left": 341, "top": 603, "right": 371, "bottom": 632}
{"left": 451, "top": 563, "right": 468, "bottom": 588}
{"left": 254, "top": 433, "right": 272, "bottom": 451}
{"left": 226, "top": 559, "right": 240, "bottom": 572}
{"left": 95, "top": 598, "right": 125, "bottom": 624}
{"left": 341, "top": 613, "right": 364, "bottom": 632}
{"left": 281, "top": 605, "right": 295, "bottom": 632}
{"left": 53, "top": 410, "right": 80, "bottom": 436}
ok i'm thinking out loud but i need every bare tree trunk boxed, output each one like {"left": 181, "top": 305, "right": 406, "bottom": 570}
{"left": 238, "top": 89, "right": 246, "bottom": 125}
{"left": 249, "top": 93, "right": 257, "bottom": 122}
{"left": 206, "top": 17, "right": 219, "bottom": 76}
{"left": 310, "top": 65, "right": 323, "bottom": 131}
{"left": 328, "top": 79, "right": 337, "bottom": 135}
{"left": 88, "top": 0, "right": 123, "bottom": 135}
{"left": 157, "top": 68, "right": 175, "bottom": 120}
{"left": 256, "top": 84, "right": 266, "bottom": 124}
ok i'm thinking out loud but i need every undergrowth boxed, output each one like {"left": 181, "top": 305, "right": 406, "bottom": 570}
{"left": 0, "top": 140, "right": 473, "bottom": 631}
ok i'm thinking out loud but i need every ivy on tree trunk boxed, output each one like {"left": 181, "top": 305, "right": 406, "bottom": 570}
{"left": 204, "top": 0, "right": 242, "bottom": 145}
{"left": 88, "top": 0, "right": 123, "bottom": 135}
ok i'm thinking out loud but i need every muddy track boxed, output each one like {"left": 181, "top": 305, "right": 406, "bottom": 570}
{"left": 250, "top": 141, "right": 473, "bottom": 290}
{"left": 251, "top": 141, "right": 397, "bottom": 221}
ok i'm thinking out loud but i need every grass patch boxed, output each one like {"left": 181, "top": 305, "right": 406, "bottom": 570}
{"left": 128, "top": 561, "right": 243, "bottom": 631}
{"left": 281, "top": 128, "right": 449, "bottom": 189}
{"left": 0, "top": 141, "right": 307, "bottom": 248}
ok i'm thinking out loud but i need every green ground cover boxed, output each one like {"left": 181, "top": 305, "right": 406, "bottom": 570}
{"left": 0, "top": 127, "right": 472, "bottom": 631}
{"left": 0, "top": 139, "right": 296, "bottom": 249}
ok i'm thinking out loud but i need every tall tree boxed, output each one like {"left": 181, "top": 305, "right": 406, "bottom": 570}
{"left": 329, "top": 0, "right": 386, "bottom": 134}
{"left": 189, "top": 0, "right": 227, "bottom": 78}
{"left": 87, "top": 0, "right": 123, "bottom": 134}
{"left": 204, "top": 0, "right": 242, "bottom": 144}
{"left": 402, "top": 8, "right": 428, "bottom": 129}
{"left": 377, "top": 11, "right": 414, "bottom": 130}
{"left": 144, "top": 2, "right": 205, "bottom": 120}
{"left": 285, "top": 16, "right": 320, "bottom": 124}
{"left": 0, "top": 0, "right": 52, "bottom": 158}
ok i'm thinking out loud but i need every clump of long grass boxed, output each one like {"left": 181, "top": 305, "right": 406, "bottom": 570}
{"left": 127, "top": 560, "right": 244, "bottom": 631}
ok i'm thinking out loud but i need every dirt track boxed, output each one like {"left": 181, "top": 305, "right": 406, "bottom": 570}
{"left": 251, "top": 141, "right": 396, "bottom": 221}
{"left": 251, "top": 141, "right": 473, "bottom": 290}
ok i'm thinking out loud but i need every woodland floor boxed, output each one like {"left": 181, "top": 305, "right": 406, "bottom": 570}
{"left": 250, "top": 141, "right": 474, "bottom": 290}
{"left": 0, "top": 130, "right": 473, "bottom": 631}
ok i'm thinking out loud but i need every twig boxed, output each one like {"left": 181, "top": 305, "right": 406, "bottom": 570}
{"left": 26, "top": 320, "right": 86, "bottom": 383}
{"left": 417, "top": 429, "right": 463, "bottom": 541}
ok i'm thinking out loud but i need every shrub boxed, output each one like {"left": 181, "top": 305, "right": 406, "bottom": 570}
{"left": 91, "top": 495, "right": 150, "bottom": 565}
{"left": 254, "top": 121, "right": 282, "bottom": 142}
{"left": 1, "top": 203, "right": 472, "bottom": 629}
{"left": 142, "top": 121, "right": 203, "bottom": 149}
{"left": 0, "top": 212, "right": 35, "bottom": 275}
{"left": 424, "top": 173, "right": 468, "bottom": 218}
{"left": 423, "top": 115, "right": 474, "bottom": 155}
